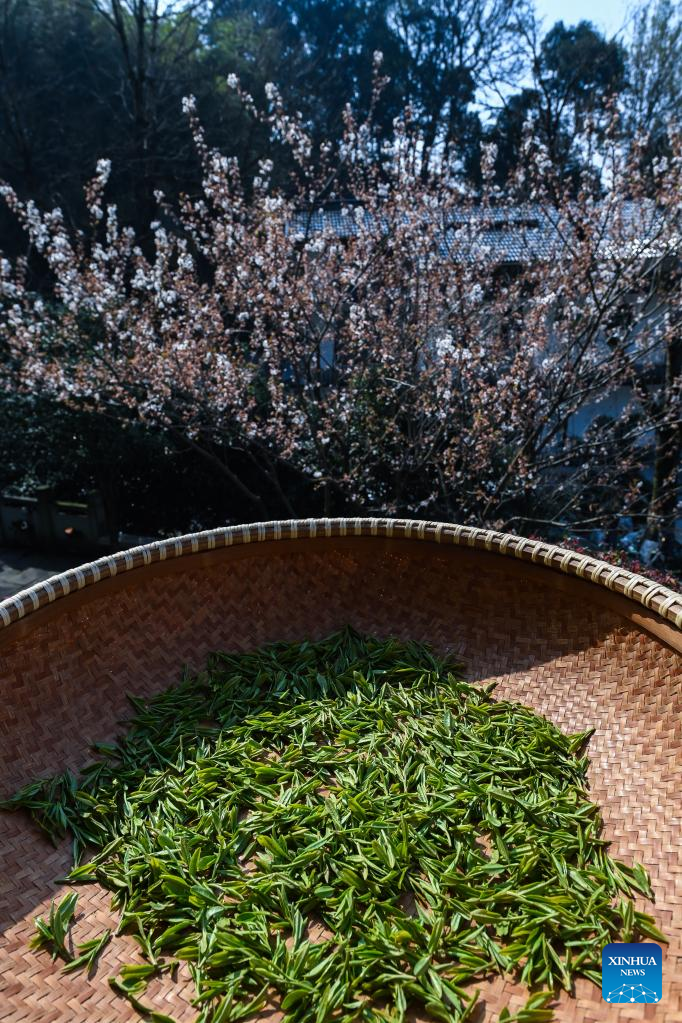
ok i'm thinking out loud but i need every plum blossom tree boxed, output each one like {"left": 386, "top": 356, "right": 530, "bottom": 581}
{"left": 0, "top": 70, "right": 680, "bottom": 556}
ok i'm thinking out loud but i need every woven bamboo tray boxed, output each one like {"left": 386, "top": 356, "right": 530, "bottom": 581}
{"left": 1, "top": 518, "right": 681, "bottom": 1023}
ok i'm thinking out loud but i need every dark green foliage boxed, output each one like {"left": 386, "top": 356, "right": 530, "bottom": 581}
{"left": 487, "top": 20, "right": 627, "bottom": 187}
{"left": 2, "top": 1, "right": 631, "bottom": 249}
{"left": 0, "top": 393, "right": 291, "bottom": 540}
{"left": 540, "top": 20, "right": 625, "bottom": 109}
{"left": 2, "top": 629, "right": 664, "bottom": 1022}
{"left": 0, "top": 0, "right": 272, "bottom": 253}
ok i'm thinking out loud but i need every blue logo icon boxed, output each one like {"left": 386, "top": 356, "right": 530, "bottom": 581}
{"left": 602, "top": 943, "right": 662, "bottom": 1003}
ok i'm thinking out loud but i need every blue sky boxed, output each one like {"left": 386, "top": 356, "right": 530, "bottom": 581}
{"left": 534, "top": 0, "right": 630, "bottom": 38}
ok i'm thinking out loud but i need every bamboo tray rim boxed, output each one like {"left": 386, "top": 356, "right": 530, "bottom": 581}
{"left": 1, "top": 518, "right": 680, "bottom": 636}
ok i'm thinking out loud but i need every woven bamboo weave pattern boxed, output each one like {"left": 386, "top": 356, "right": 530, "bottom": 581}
{"left": 0, "top": 525, "right": 680, "bottom": 1022}
{"left": 1, "top": 519, "right": 681, "bottom": 632}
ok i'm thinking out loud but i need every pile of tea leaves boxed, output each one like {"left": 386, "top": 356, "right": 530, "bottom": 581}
{"left": 3, "top": 628, "right": 665, "bottom": 1023}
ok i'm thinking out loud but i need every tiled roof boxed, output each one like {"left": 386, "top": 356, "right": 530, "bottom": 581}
{"left": 288, "top": 201, "right": 672, "bottom": 264}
